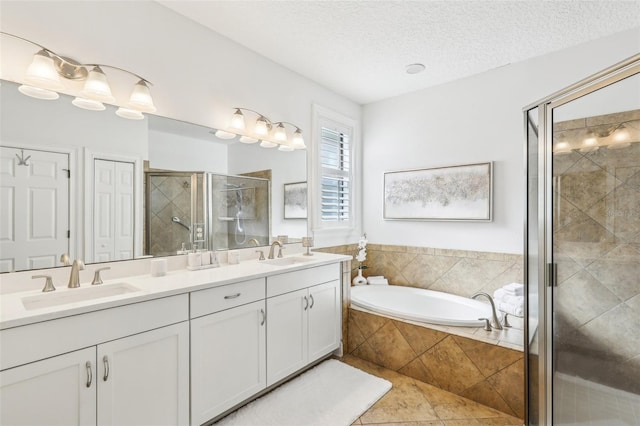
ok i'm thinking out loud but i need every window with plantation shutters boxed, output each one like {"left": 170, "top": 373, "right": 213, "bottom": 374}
{"left": 320, "top": 126, "right": 350, "bottom": 222}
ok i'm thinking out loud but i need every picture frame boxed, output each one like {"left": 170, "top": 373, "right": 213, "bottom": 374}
{"left": 383, "top": 162, "right": 493, "bottom": 221}
{"left": 283, "top": 181, "right": 307, "bottom": 219}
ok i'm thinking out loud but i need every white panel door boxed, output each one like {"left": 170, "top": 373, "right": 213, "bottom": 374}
{"left": 308, "top": 280, "right": 341, "bottom": 362}
{"left": 191, "top": 300, "right": 267, "bottom": 425}
{"left": 266, "top": 288, "right": 308, "bottom": 386}
{"left": 0, "top": 347, "right": 96, "bottom": 426}
{"left": 93, "top": 159, "right": 134, "bottom": 262}
{"left": 97, "top": 322, "right": 189, "bottom": 426}
{"left": 0, "top": 147, "right": 69, "bottom": 272}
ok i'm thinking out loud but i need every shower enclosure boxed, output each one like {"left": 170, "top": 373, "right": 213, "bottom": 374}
{"left": 145, "top": 171, "right": 270, "bottom": 256}
{"left": 525, "top": 54, "right": 640, "bottom": 425}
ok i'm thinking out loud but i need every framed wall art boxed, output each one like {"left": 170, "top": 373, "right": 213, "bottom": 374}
{"left": 383, "top": 162, "right": 493, "bottom": 221}
{"left": 283, "top": 181, "right": 307, "bottom": 219}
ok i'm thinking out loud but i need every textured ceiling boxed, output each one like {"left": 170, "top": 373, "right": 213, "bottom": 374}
{"left": 159, "top": 1, "right": 640, "bottom": 105}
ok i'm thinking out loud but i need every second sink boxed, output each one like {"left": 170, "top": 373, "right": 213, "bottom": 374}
{"left": 262, "top": 256, "right": 315, "bottom": 266}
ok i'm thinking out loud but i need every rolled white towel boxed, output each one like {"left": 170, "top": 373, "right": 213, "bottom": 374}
{"left": 503, "top": 283, "right": 524, "bottom": 296}
{"left": 493, "top": 289, "right": 524, "bottom": 306}
{"left": 367, "top": 276, "right": 389, "bottom": 285}
{"left": 496, "top": 301, "right": 523, "bottom": 317}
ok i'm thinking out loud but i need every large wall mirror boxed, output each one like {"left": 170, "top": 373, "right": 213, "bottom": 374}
{"left": 0, "top": 80, "right": 308, "bottom": 273}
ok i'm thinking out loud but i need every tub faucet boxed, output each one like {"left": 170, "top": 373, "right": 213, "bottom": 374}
{"left": 268, "top": 240, "right": 283, "bottom": 259}
{"left": 471, "top": 292, "right": 503, "bottom": 330}
{"left": 68, "top": 259, "right": 85, "bottom": 288}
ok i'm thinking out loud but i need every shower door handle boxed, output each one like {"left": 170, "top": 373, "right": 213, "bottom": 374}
{"left": 547, "top": 263, "right": 557, "bottom": 287}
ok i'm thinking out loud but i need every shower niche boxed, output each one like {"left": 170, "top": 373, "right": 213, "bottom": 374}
{"left": 145, "top": 171, "right": 270, "bottom": 256}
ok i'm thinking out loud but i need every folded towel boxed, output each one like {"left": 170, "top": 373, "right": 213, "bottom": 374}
{"left": 493, "top": 289, "right": 524, "bottom": 305}
{"left": 367, "top": 276, "right": 389, "bottom": 285}
{"left": 502, "top": 283, "right": 524, "bottom": 296}
{"left": 496, "top": 301, "right": 523, "bottom": 317}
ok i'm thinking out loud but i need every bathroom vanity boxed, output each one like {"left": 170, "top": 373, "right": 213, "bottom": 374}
{"left": 0, "top": 253, "right": 348, "bottom": 426}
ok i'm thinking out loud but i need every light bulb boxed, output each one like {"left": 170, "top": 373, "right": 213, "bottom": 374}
{"left": 80, "top": 66, "right": 115, "bottom": 103}
{"left": 18, "top": 84, "right": 59, "bottom": 100}
{"left": 127, "top": 80, "right": 156, "bottom": 113}
{"left": 230, "top": 109, "right": 245, "bottom": 130}
{"left": 116, "top": 107, "right": 145, "bottom": 120}
{"left": 274, "top": 123, "right": 287, "bottom": 142}
{"left": 292, "top": 129, "right": 306, "bottom": 149}
{"left": 24, "top": 49, "right": 63, "bottom": 91}
{"left": 239, "top": 136, "right": 258, "bottom": 144}
{"left": 254, "top": 117, "right": 269, "bottom": 136}
{"left": 214, "top": 130, "right": 237, "bottom": 140}
{"left": 579, "top": 131, "right": 598, "bottom": 153}
{"left": 259, "top": 140, "right": 277, "bottom": 148}
{"left": 72, "top": 97, "right": 105, "bottom": 111}
{"left": 609, "top": 124, "right": 631, "bottom": 149}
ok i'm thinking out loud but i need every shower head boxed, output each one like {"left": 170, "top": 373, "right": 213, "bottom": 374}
{"left": 171, "top": 216, "right": 190, "bottom": 231}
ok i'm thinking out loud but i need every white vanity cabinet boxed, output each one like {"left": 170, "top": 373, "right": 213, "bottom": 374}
{"left": 266, "top": 264, "right": 341, "bottom": 386}
{"left": 190, "top": 278, "right": 267, "bottom": 426}
{"left": 0, "top": 294, "right": 190, "bottom": 426}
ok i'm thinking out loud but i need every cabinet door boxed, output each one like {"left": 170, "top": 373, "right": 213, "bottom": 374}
{"left": 0, "top": 347, "right": 96, "bottom": 426}
{"left": 266, "top": 288, "right": 308, "bottom": 386}
{"left": 308, "top": 280, "right": 341, "bottom": 362}
{"left": 97, "top": 322, "right": 189, "bottom": 426}
{"left": 191, "top": 300, "right": 266, "bottom": 425}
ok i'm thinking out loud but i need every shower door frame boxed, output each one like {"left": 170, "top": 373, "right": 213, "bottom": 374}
{"left": 523, "top": 53, "right": 640, "bottom": 425}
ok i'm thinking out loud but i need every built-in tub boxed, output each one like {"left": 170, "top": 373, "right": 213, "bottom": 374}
{"left": 350, "top": 285, "right": 492, "bottom": 327}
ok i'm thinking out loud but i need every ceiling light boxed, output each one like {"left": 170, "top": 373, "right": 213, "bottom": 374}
{"left": 80, "top": 66, "right": 115, "bottom": 103}
{"left": 239, "top": 136, "right": 258, "bottom": 144}
{"left": 24, "top": 49, "right": 63, "bottom": 91}
{"left": 405, "top": 63, "right": 426, "bottom": 75}
{"left": 18, "top": 84, "right": 59, "bottom": 100}
{"left": 116, "top": 107, "right": 145, "bottom": 120}
{"left": 127, "top": 80, "right": 156, "bottom": 113}
{"left": 3, "top": 32, "right": 155, "bottom": 119}
{"left": 72, "top": 97, "right": 106, "bottom": 111}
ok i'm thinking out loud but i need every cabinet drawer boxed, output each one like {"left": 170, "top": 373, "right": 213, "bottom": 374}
{"left": 190, "top": 278, "right": 265, "bottom": 318}
{"left": 267, "top": 263, "right": 340, "bottom": 298}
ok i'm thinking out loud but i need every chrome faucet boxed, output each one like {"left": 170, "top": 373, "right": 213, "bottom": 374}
{"left": 68, "top": 259, "right": 85, "bottom": 288}
{"left": 471, "top": 292, "right": 503, "bottom": 330}
{"left": 268, "top": 240, "right": 283, "bottom": 259}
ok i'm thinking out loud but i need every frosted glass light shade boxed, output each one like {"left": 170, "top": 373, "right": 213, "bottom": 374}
{"left": 127, "top": 80, "right": 156, "bottom": 113}
{"left": 214, "top": 130, "right": 237, "bottom": 140}
{"left": 274, "top": 123, "right": 287, "bottom": 142}
{"left": 230, "top": 109, "right": 245, "bottom": 130}
{"left": 239, "top": 136, "right": 258, "bottom": 144}
{"left": 116, "top": 107, "right": 144, "bottom": 120}
{"left": 278, "top": 143, "right": 294, "bottom": 152}
{"left": 254, "top": 117, "right": 269, "bottom": 136}
{"left": 292, "top": 129, "right": 306, "bottom": 149}
{"left": 24, "top": 50, "right": 63, "bottom": 91}
{"left": 80, "top": 66, "right": 115, "bottom": 103}
{"left": 18, "top": 84, "right": 59, "bottom": 100}
{"left": 259, "top": 140, "right": 277, "bottom": 148}
{"left": 72, "top": 97, "right": 106, "bottom": 111}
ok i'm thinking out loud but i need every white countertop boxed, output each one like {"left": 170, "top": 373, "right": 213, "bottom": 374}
{"left": 0, "top": 252, "right": 350, "bottom": 330}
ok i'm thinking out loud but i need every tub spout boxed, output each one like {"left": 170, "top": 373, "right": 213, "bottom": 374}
{"left": 471, "top": 292, "right": 503, "bottom": 330}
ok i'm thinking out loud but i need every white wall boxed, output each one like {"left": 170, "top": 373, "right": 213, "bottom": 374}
{"left": 363, "top": 27, "right": 640, "bottom": 254}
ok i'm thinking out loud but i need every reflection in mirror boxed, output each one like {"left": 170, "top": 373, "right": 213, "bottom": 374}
{"left": 0, "top": 79, "right": 307, "bottom": 273}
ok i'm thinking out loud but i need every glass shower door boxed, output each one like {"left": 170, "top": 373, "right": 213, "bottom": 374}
{"left": 550, "top": 72, "right": 640, "bottom": 425}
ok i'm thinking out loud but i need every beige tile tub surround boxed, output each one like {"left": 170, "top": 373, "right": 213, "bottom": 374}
{"left": 317, "top": 244, "right": 523, "bottom": 300}
{"left": 347, "top": 309, "right": 524, "bottom": 420}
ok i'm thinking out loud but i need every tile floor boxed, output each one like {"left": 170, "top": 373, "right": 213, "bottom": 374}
{"left": 342, "top": 355, "right": 523, "bottom": 426}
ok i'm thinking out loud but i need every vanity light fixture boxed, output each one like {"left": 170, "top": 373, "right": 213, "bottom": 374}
{"left": 224, "top": 108, "right": 305, "bottom": 150}
{"left": 2, "top": 32, "right": 156, "bottom": 118}
{"left": 579, "top": 130, "right": 599, "bottom": 153}
{"left": 608, "top": 123, "right": 631, "bottom": 149}
{"left": 553, "top": 137, "right": 572, "bottom": 155}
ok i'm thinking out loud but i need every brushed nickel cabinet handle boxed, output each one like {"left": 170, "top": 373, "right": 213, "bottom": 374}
{"left": 224, "top": 293, "right": 241, "bottom": 300}
{"left": 303, "top": 296, "right": 309, "bottom": 310}
{"left": 309, "top": 294, "right": 314, "bottom": 309}
{"left": 103, "top": 355, "right": 110, "bottom": 381}
{"left": 86, "top": 361, "right": 92, "bottom": 388}
{"left": 260, "top": 309, "right": 266, "bottom": 326}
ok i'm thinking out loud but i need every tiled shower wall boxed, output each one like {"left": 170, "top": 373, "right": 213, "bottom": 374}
{"left": 317, "top": 244, "right": 523, "bottom": 298}
{"left": 553, "top": 110, "right": 640, "bottom": 394}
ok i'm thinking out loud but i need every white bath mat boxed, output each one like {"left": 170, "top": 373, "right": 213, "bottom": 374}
{"left": 215, "top": 359, "right": 392, "bottom": 426}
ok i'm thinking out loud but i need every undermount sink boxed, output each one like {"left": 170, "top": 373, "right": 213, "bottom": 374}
{"left": 22, "top": 283, "right": 140, "bottom": 311}
{"left": 262, "top": 256, "right": 315, "bottom": 266}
